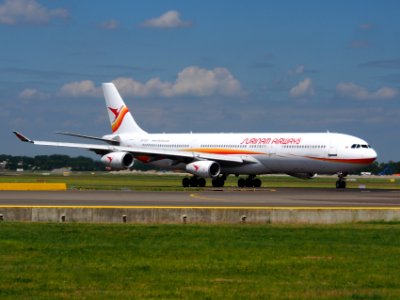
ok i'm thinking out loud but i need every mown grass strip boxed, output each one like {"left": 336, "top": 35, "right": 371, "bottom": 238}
{"left": 0, "top": 223, "right": 399, "bottom": 299}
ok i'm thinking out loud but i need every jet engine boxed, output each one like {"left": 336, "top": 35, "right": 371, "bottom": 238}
{"left": 185, "top": 161, "right": 220, "bottom": 178}
{"left": 101, "top": 152, "right": 134, "bottom": 170}
{"left": 287, "top": 173, "right": 317, "bottom": 180}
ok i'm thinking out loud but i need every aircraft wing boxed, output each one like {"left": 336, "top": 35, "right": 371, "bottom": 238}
{"left": 13, "top": 131, "right": 245, "bottom": 165}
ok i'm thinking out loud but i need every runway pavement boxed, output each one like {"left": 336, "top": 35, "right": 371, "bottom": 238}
{"left": 0, "top": 188, "right": 399, "bottom": 208}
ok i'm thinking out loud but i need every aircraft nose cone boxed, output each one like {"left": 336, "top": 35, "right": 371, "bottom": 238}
{"left": 370, "top": 149, "right": 378, "bottom": 161}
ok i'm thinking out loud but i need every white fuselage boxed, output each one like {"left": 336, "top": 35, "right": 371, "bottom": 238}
{"left": 15, "top": 82, "right": 378, "bottom": 188}
{"left": 111, "top": 132, "right": 377, "bottom": 175}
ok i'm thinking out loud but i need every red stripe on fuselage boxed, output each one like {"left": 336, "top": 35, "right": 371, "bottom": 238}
{"left": 304, "top": 156, "right": 376, "bottom": 165}
{"left": 185, "top": 148, "right": 264, "bottom": 155}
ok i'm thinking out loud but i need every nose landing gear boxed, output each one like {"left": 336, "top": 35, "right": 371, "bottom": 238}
{"left": 336, "top": 172, "right": 347, "bottom": 189}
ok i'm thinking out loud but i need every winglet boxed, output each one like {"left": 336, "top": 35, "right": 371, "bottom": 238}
{"left": 13, "top": 131, "right": 33, "bottom": 143}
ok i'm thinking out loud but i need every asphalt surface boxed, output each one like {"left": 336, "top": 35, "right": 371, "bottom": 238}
{"left": 0, "top": 188, "right": 399, "bottom": 207}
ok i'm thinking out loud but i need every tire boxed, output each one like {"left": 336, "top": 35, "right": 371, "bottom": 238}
{"left": 212, "top": 178, "right": 224, "bottom": 187}
{"left": 219, "top": 179, "right": 225, "bottom": 188}
{"left": 336, "top": 180, "right": 346, "bottom": 189}
{"left": 198, "top": 178, "right": 206, "bottom": 187}
{"left": 182, "top": 177, "right": 190, "bottom": 187}
{"left": 238, "top": 178, "right": 245, "bottom": 188}
{"left": 254, "top": 178, "right": 261, "bottom": 188}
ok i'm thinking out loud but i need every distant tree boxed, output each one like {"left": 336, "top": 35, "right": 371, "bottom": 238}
{"left": 1, "top": 154, "right": 398, "bottom": 174}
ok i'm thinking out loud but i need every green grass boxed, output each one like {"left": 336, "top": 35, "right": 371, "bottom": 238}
{"left": 0, "top": 172, "right": 399, "bottom": 190}
{"left": 0, "top": 223, "right": 400, "bottom": 299}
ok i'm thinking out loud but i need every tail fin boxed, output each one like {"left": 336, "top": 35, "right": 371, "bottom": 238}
{"left": 102, "top": 83, "right": 147, "bottom": 135}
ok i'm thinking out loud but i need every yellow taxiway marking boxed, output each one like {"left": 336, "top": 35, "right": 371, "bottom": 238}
{"left": 189, "top": 190, "right": 277, "bottom": 201}
{"left": 189, "top": 193, "right": 227, "bottom": 201}
{"left": 0, "top": 183, "right": 67, "bottom": 191}
{"left": 0, "top": 205, "right": 400, "bottom": 210}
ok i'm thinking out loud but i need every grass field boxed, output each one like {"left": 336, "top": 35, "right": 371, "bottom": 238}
{"left": 1, "top": 223, "right": 399, "bottom": 299}
{"left": 0, "top": 172, "right": 399, "bottom": 190}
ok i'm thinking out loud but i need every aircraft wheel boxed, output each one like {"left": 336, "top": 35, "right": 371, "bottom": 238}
{"left": 198, "top": 178, "right": 206, "bottom": 187}
{"left": 238, "top": 178, "right": 245, "bottom": 188}
{"left": 254, "top": 178, "right": 262, "bottom": 188}
{"left": 336, "top": 180, "right": 346, "bottom": 189}
{"left": 212, "top": 177, "right": 224, "bottom": 188}
{"left": 182, "top": 177, "right": 190, "bottom": 188}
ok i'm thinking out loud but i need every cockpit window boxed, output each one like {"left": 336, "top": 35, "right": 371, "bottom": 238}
{"left": 351, "top": 143, "right": 373, "bottom": 149}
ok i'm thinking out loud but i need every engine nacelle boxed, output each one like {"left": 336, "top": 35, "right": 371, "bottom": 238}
{"left": 287, "top": 173, "right": 317, "bottom": 180}
{"left": 101, "top": 152, "right": 134, "bottom": 170}
{"left": 186, "top": 161, "right": 220, "bottom": 178}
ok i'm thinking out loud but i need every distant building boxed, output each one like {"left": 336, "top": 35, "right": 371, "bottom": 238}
{"left": 0, "top": 161, "right": 7, "bottom": 170}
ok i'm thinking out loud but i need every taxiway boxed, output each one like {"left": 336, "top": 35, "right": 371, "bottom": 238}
{"left": 0, "top": 188, "right": 399, "bottom": 208}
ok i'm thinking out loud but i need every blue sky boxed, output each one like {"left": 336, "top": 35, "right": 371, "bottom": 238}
{"left": 1, "top": 0, "right": 399, "bottom": 161}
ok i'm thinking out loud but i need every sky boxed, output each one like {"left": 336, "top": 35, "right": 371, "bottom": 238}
{"left": 1, "top": 0, "right": 399, "bottom": 162}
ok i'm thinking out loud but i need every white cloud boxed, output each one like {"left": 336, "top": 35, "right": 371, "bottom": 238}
{"left": 0, "top": 0, "right": 68, "bottom": 25}
{"left": 336, "top": 82, "right": 398, "bottom": 100}
{"left": 141, "top": 10, "right": 191, "bottom": 28}
{"left": 289, "top": 77, "right": 314, "bottom": 97}
{"left": 169, "top": 66, "right": 243, "bottom": 97}
{"left": 288, "top": 65, "right": 305, "bottom": 76}
{"left": 59, "top": 80, "right": 101, "bottom": 97}
{"left": 21, "top": 66, "right": 244, "bottom": 99}
{"left": 112, "top": 77, "right": 170, "bottom": 98}
{"left": 19, "top": 88, "right": 39, "bottom": 99}
{"left": 99, "top": 19, "right": 119, "bottom": 30}
{"left": 113, "top": 66, "right": 243, "bottom": 97}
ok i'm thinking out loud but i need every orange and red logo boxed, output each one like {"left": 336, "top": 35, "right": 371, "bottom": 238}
{"left": 108, "top": 105, "right": 129, "bottom": 133}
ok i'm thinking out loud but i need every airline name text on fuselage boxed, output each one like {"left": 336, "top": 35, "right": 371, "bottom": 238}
{"left": 240, "top": 137, "right": 302, "bottom": 145}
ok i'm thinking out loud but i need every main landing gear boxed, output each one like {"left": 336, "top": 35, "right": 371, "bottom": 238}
{"left": 182, "top": 174, "right": 227, "bottom": 188}
{"left": 182, "top": 176, "right": 206, "bottom": 188}
{"left": 212, "top": 174, "right": 227, "bottom": 188}
{"left": 237, "top": 175, "right": 262, "bottom": 188}
{"left": 336, "top": 172, "right": 347, "bottom": 189}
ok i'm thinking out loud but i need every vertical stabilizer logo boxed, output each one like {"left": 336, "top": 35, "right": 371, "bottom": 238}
{"left": 108, "top": 105, "right": 129, "bottom": 132}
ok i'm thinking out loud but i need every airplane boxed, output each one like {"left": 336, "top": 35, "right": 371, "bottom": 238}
{"left": 14, "top": 82, "right": 377, "bottom": 189}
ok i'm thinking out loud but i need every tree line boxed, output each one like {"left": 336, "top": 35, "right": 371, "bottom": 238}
{"left": 0, "top": 154, "right": 399, "bottom": 174}
{"left": 0, "top": 154, "right": 105, "bottom": 171}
